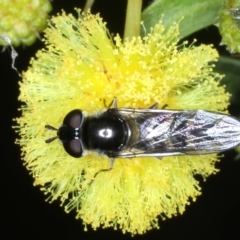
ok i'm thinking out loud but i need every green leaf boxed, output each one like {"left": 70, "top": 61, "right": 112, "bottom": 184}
{"left": 141, "top": 0, "right": 224, "bottom": 39}
{"left": 216, "top": 56, "right": 240, "bottom": 104}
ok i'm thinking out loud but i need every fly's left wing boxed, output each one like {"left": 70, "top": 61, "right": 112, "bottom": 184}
{"left": 116, "top": 109, "right": 240, "bottom": 158}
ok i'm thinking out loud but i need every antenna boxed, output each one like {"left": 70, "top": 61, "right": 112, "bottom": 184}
{"left": 45, "top": 125, "right": 58, "bottom": 143}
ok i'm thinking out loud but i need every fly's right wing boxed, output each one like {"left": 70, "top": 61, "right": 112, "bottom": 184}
{"left": 116, "top": 109, "right": 240, "bottom": 158}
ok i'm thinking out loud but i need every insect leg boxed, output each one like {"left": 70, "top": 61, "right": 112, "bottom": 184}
{"left": 88, "top": 158, "right": 115, "bottom": 185}
{"left": 112, "top": 97, "right": 118, "bottom": 109}
{"left": 148, "top": 102, "right": 168, "bottom": 109}
{"left": 103, "top": 97, "right": 118, "bottom": 109}
{"left": 103, "top": 99, "right": 110, "bottom": 108}
{"left": 162, "top": 104, "right": 168, "bottom": 109}
{"left": 148, "top": 102, "right": 159, "bottom": 109}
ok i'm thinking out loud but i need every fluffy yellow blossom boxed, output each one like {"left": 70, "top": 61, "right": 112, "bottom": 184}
{"left": 0, "top": 0, "right": 52, "bottom": 46}
{"left": 15, "top": 10, "right": 230, "bottom": 235}
{"left": 219, "top": 2, "right": 240, "bottom": 53}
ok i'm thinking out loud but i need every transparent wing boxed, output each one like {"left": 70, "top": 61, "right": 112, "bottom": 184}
{"left": 116, "top": 109, "right": 240, "bottom": 158}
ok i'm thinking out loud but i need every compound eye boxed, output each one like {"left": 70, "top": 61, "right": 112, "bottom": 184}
{"left": 63, "top": 139, "right": 83, "bottom": 158}
{"left": 63, "top": 109, "right": 83, "bottom": 128}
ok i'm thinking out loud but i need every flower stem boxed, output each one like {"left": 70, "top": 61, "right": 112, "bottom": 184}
{"left": 124, "top": 0, "right": 142, "bottom": 39}
{"left": 83, "top": 0, "right": 95, "bottom": 13}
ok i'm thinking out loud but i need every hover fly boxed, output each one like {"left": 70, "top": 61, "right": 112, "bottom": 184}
{"left": 45, "top": 98, "right": 240, "bottom": 174}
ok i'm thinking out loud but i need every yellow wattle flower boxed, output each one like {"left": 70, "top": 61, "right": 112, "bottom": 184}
{"left": 0, "top": 0, "right": 52, "bottom": 47}
{"left": 15, "top": 9, "right": 230, "bottom": 235}
{"left": 219, "top": 2, "right": 240, "bottom": 53}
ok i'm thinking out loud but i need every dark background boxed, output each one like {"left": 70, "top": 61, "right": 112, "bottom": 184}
{"left": 2, "top": 0, "right": 240, "bottom": 239}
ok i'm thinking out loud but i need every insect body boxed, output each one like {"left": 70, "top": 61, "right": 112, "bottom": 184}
{"left": 46, "top": 99, "right": 240, "bottom": 164}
